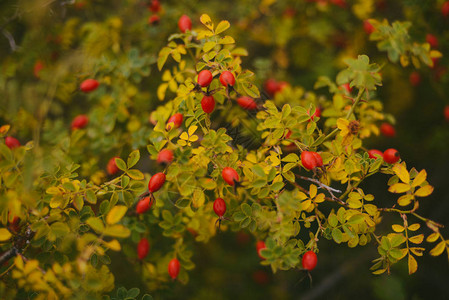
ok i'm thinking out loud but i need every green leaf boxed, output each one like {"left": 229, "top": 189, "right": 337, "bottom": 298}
{"left": 203, "top": 41, "right": 216, "bottom": 53}
{"left": 127, "top": 169, "right": 144, "bottom": 180}
{"left": 106, "top": 205, "right": 128, "bottom": 225}
{"left": 215, "top": 20, "right": 230, "bottom": 35}
{"left": 332, "top": 228, "right": 343, "bottom": 244}
{"left": 282, "top": 153, "right": 299, "bottom": 163}
{"left": 127, "top": 150, "right": 140, "bottom": 168}
{"left": 85, "top": 190, "right": 97, "bottom": 204}
{"left": 347, "top": 214, "right": 365, "bottom": 225}
{"left": 115, "top": 158, "right": 127, "bottom": 171}
{"left": 252, "top": 165, "right": 266, "bottom": 177}
{"left": 218, "top": 36, "right": 235, "bottom": 44}
{"left": 242, "top": 203, "right": 252, "bottom": 216}
{"left": 86, "top": 217, "right": 105, "bottom": 233}
{"left": 103, "top": 224, "right": 131, "bottom": 238}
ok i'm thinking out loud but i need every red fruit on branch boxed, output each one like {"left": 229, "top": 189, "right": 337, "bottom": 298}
{"left": 256, "top": 241, "right": 266, "bottom": 260}
{"left": 426, "top": 34, "right": 438, "bottom": 48}
{"left": 380, "top": 123, "right": 396, "bottom": 137}
{"left": 368, "top": 149, "right": 383, "bottom": 159}
{"left": 80, "top": 79, "right": 99, "bottom": 93}
{"left": 168, "top": 258, "right": 180, "bottom": 279}
{"left": 308, "top": 107, "right": 321, "bottom": 121}
{"left": 166, "top": 113, "right": 183, "bottom": 130}
{"left": 71, "top": 114, "right": 89, "bottom": 130}
{"left": 264, "top": 78, "right": 279, "bottom": 97}
{"left": 237, "top": 96, "right": 257, "bottom": 110}
{"left": 148, "top": 0, "right": 160, "bottom": 13}
{"left": 213, "top": 198, "right": 226, "bottom": 218}
{"left": 157, "top": 149, "right": 174, "bottom": 164}
{"left": 301, "top": 151, "right": 323, "bottom": 170}
{"left": 197, "top": 70, "right": 213, "bottom": 87}
{"left": 222, "top": 167, "right": 239, "bottom": 186}
{"left": 409, "top": 72, "right": 421, "bottom": 87}
{"left": 363, "top": 20, "right": 374, "bottom": 35}
{"left": 136, "top": 196, "right": 153, "bottom": 214}
{"left": 443, "top": 2, "right": 449, "bottom": 17}
{"left": 219, "top": 71, "right": 235, "bottom": 87}
{"left": 5, "top": 136, "right": 20, "bottom": 149}
{"left": 107, "top": 157, "right": 120, "bottom": 175}
{"left": 178, "top": 15, "right": 192, "bottom": 33}
{"left": 302, "top": 251, "right": 317, "bottom": 271}
{"left": 285, "top": 129, "right": 292, "bottom": 139}
{"left": 201, "top": 95, "right": 215, "bottom": 113}
{"left": 340, "top": 83, "right": 352, "bottom": 93}
{"left": 137, "top": 238, "right": 150, "bottom": 260}
{"left": 148, "top": 172, "right": 166, "bottom": 193}
{"left": 148, "top": 15, "right": 160, "bottom": 25}
{"left": 8, "top": 216, "right": 21, "bottom": 233}
{"left": 383, "top": 148, "right": 400, "bottom": 164}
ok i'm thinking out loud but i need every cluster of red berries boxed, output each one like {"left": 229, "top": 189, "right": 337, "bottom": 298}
{"left": 148, "top": 0, "right": 161, "bottom": 25}
{"left": 263, "top": 78, "right": 289, "bottom": 97}
{"left": 368, "top": 148, "right": 400, "bottom": 164}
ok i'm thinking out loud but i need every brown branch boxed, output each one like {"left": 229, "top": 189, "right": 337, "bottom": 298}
{"left": 295, "top": 174, "right": 347, "bottom": 206}
{"left": 0, "top": 227, "right": 35, "bottom": 267}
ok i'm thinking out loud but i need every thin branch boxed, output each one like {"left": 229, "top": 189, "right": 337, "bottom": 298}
{"left": 2, "top": 29, "right": 19, "bottom": 51}
{"left": 293, "top": 181, "right": 348, "bottom": 207}
{"left": 378, "top": 207, "right": 444, "bottom": 228}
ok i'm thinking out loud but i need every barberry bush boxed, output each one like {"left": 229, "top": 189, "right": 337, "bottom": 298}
{"left": 1, "top": 0, "right": 449, "bottom": 299}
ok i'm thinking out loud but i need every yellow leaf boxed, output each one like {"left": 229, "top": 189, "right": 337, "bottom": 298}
{"left": 46, "top": 187, "right": 62, "bottom": 195}
{"left": 177, "top": 140, "right": 187, "bottom": 146}
{"left": 411, "top": 169, "right": 427, "bottom": 188}
{"left": 0, "top": 228, "right": 12, "bottom": 241}
{"left": 188, "top": 125, "right": 198, "bottom": 136}
{"left": 407, "top": 223, "right": 420, "bottom": 231}
{"left": 414, "top": 185, "right": 434, "bottom": 197}
{"left": 337, "top": 118, "right": 350, "bottom": 136}
{"left": 106, "top": 205, "right": 128, "bottom": 225}
{"left": 103, "top": 224, "right": 131, "bottom": 238}
{"left": 200, "top": 14, "right": 214, "bottom": 30}
{"left": 392, "top": 224, "right": 405, "bottom": 233}
{"left": 315, "top": 193, "right": 325, "bottom": 203}
{"left": 397, "top": 194, "right": 414, "bottom": 206}
{"left": 180, "top": 132, "right": 189, "bottom": 140}
{"left": 15, "top": 255, "right": 24, "bottom": 270}
{"left": 188, "top": 135, "right": 199, "bottom": 142}
{"left": 102, "top": 239, "right": 121, "bottom": 251}
{"left": 409, "top": 247, "right": 425, "bottom": 257}
{"left": 215, "top": 20, "right": 230, "bottom": 35}
{"left": 393, "top": 163, "right": 410, "bottom": 184}
{"left": 426, "top": 233, "right": 439, "bottom": 243}
{"left": 409, "top": 234, "right": 424, "bottom": 244}
{"left": 429, "top": 241, "right": 446, "bottom": 256}
{"left": 388, "top": 183, "right": 410, "bottom": 193}
{"left": 408, "top": 254, "right": 418, "bottom": 275}
{"left": 300, "top": 200, "right": 312, "bottom": 211}
{"left": 309, "top": 184, "right": 317, "bottom": 198}
{"left": 296, "top": 192, "right": 308, "bottom": 200}
{"left": 0, "top": 124, "right": 10, "bottom": 135}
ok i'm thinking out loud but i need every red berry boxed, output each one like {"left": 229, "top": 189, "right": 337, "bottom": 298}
{"left": 341, "top": 83, "right": 352, "bottom": 93}
{"left": 5, "top": 136, "right": 20, "bottom": 149}
{"left": 380, "top": 123, "right": 396, "bottom": 137}
{"left": 219, "top": 71, "right": 235, "bottom": 87}
{"left": 178, "top": 15, "right": 192, "bottom": 33}
{"left": 157, "top": 149, "right": 174, "bottom": 164}
{"left": 308, "top": 107, "right": 321, "bottom": 121}
{"left": 383, "top": 148, "right": 400, "bottom": 164}
{"left": 148, "top": 0, "right": 160, "bottom": 13}
{"left": 302, "top": 251, "right": 317, "bottom": 271}
{"left": 443, "top": 2, "right": 449, "bottom": 17}
{"left": 8, "top": 216, "right": 20, "bottom": 233}
{"left": 301, "top": 151, "right": 323, "bottom": 170}
{"left": 368, "top": 149, "right": 383, "bottom": 159}
{"left": 168, "top": 258, "right": 180, "bottom": 279}
{"left": 363, "top": 20, "right": 374, "bottom": 35}
{"left": 277, "top": 81, "right": 289, "bottom": 93}
{"left": 201, "top": 95, "right": 215, "bottom": 114}
{"left": 34, "top": 60, "right": 44, "bottom": 78}
{"left": 107, "top": 157, "right": 120, "bottom": 175}
{"left": 331, "top": 0, "right": 347, "bottom": 8}
{"left": 222, "top": 167, "right": 239, "bottom": 186}
{"left": 444, "top": 105, "right": 449, "bottom": 122}
{"left": 136, "top": 196, "right": 153, "bottom": 214}
{"left": 166, "top": 113, "right": 183, "bottom": 130}
{"left": 80, "top": 79, "right": 99, "bottom": 93}
{"left": 148, "top": 15, "right": 160, "bottom": 25}
{"left": 197, "top": 70, "right": 213, "bottom": 87}
{"left": 256, "top": 241, "right": 266, "bottom": 260}
{"left": 237, "top": 96, "right": 258, "bottom": 110}
{"left": 71, "top": 114, "right": 89, "bottom": 130}
{"left": 264, "top": 78, "right": 279, "bottom": 97}
{"left": 285, "top": 129, "right": 292, "bottom": 139}
{"left": 137, "top": 238, "right": 150, "bottom": 260}
{"left": 426, "top": 34, "right": 438, "bottom": 48}
{"left": 213, "top": 198, "right": 226, "bottom": 217}
{"left": 409, "top": 72, "right": 421, "bottom": 87}
{"left": 148, "top": 172, "right": 166, "bottom": 193}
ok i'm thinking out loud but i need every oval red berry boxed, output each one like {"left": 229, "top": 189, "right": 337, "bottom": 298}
{"left": 137, "top": 238, "right": 150, "bottom": 260}
{"left": 71, "top": 114, "right": 89, "bottom": 130}
{"left": 383, "top": 148, "right": 400, "bottom": 164}
{"left": 219, "top": 71, "right": 235, "bottom": 87}
{"left": 301, "top": 151, "right": 323, "bottom": 170}
{"left": 80, "top": 79, "right": 99, "bottom": 93}
{"left": 107, "top": 157, "right": 120, "bottom": 175}
{"left": 380, "top": 123, "right": 396, "bottom": 137}
{"left": 368, "top": 149, "right": 383, "bottom": 159}
{"left": 213, "top": 198, "right": 226, "bottom": 217}
{"left": 222, "top": 167, "right": 239, "bottom": 186}
{"left": 168, "top": 258, "right": 180, "bottom": 279}
{"left": 148, "top": 15, "right": 160, "bottom": 25}
{"left": 166, "top": 113, "right": 183, "bottom": 130}
{"left": 302, "top": 251, "right": 317, "bottom": 271}
{"left": 256, "top": 241, "right": 266, "bottom": 260}
{"left": 197, "top": 70, "right": 213, "bottom": 87}
{"left": 178, "top": 15, "right": 192, "bottom": 33}
{"left": 237, "top": 96, "right": 257, "bottom": 110}
{"left": 5, "top": 136, "right": 20, "bottom": 149}
{"left": 201, "top": 95, "right": 215, "bottom": 114}
{"left": 148, "top": 172, "right": 166, "bottom": 193}
{"left": 136, "top": 196, "right": 153, "bottom": 214}
{"left": 264, "top": 78, "right": 279, "bottom": 97}
{"left": 157, "top": 149, "right": 174, "bottom": 165}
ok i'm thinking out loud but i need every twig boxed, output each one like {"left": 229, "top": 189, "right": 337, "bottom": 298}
{"left": 378, "top": 207, "right": 444, "bottom": 228}
{"left": 293, "top": 181, "right": 348, "bottom": 207}
{"left": 296, "top": 174, "right": 343, "bottom": 199}
{"left": 2, "top": 29, "right": 19, "bottom": 51}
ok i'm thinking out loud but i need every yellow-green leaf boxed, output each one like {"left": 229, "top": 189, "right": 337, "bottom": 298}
{"left": 414, "top": 185, "right": 434, "bottom": 197}
{"left": 215, "top": 20, "right": 230, "bottom": 35}
{"left": 388, "top": 183, "right": 410, "bottom": 193}
{"left": 200, "top": 14, "right": 213, "bottom": 30}
{"left": 86, "top": 217, "right": 104, "bottom": 233}
{"left": 127, "top": 169, "right": 144, "bottom": 180}
{"left": 393, "top": 163, "right": 410, "bottom": 184}
{"left": 429, "top": 241, "right": 446, "bottom": 256}
{"left": 408, "top": 254, "right": 418, "bottom": 274}
{"left": 427, "top": 233, "right": 439, "bottom": 243}
{"left": 412, "top": 169, "right": 427, "bottom": 187}
{"left": 102, "top": 239, "right": 121, "bottom": 251}
{"left": 0, "top": 228, "right": 12, "bottom": 241}
{"left": 106, "top": 205, "right": 128, "bottom": 225}
{"left": 203, "top": 41, "right": 216, "bottom": 53}
{"left": 408, "top": 223, "right": 420, "bottom": 231}
{"left": 397, "top": 194, "right": 414, "bottom": 206}
{"left": 392, "top": 224, "right": 405, "bottom": 233}
{"left": 103, "top": 224, "right": 131, "bottom": 238}
{"left": 409, "top": 234, "right": 424, "bottom": 244}
{"left": 218, "top": 36, "right": 235, "bottom": 44}
{"left": 309, "top": 184, "right": 317, "bottom": 198}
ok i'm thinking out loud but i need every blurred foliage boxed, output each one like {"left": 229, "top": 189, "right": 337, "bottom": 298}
{"left": 1, "top": 0, "right": 449, "bottom": 299}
